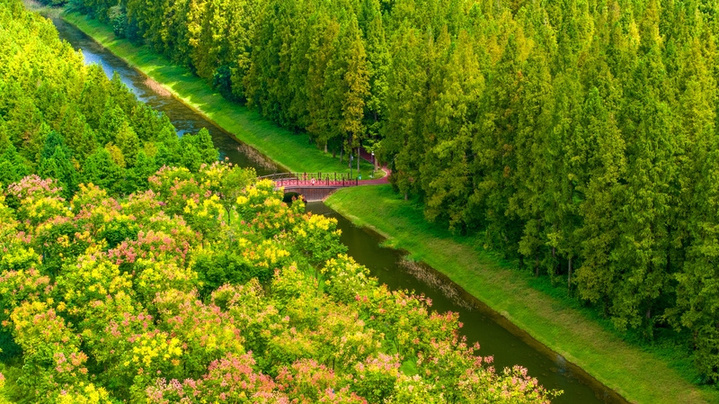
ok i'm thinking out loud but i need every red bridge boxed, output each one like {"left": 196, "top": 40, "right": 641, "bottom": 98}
{"left": 259, "top": 168, "right": 390, "bottom": 202}
{"left": 258, "top": 172, "right": 359, "bottom": 202}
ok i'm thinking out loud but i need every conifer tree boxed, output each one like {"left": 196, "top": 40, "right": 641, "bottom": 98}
{"left": 360, "top": 0, "right": 391, "bottom": 140}
{"left": 421, "top": 30, "right": 480, "bottom": 231}
{"left": 81, "top": 147, "right": 124, "bottom": 193}
{"left": 339, "top": 15, "right": 371, "bottom": 173}
{"left": 0, "top": 144, "right": 30, "bottom": 187}
{"left": 383, "top": 25, "right": 427, "bottom": 199}
{"left": 39, "top": 132, "right": 79, "bottom": 199}
{"left": 115, "top": 120, "right": 141, "bottom": 167}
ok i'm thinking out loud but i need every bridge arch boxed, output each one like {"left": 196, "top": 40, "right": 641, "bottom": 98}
{"left": 258, "top": 172, "right": 359, "bottom": 202}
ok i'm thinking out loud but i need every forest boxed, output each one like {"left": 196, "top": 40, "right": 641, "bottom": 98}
{"left": 0, "top": 0, "right": 560, "bottom": 401}
{"left": 0, "top": 0, "right": 219, "bottom": 198}
{"left": 63, "top": 0, "right": 719, "bottom": 385}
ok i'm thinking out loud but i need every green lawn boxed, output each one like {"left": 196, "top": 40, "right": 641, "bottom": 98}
{"left": 326, "top": 185, "right": 717, "bottom": 404}
{"left": 62, "top": 12, "right": 374, "bottom": 178}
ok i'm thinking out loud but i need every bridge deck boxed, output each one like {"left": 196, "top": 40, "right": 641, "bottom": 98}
{"left": 258, "top": 170, "right": 389, "bottom": 201}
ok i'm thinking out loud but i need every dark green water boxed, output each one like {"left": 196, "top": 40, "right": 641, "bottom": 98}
{"left": 52, "top": 16, "right": 626, "bottom": 404}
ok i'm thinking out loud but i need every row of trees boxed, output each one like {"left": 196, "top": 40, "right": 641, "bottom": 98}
{"left": 0, "top": 0, "right": 218, "bottom": 199}
{"left": 73, "top": 0, "right": 386, "bottom": 164}
{"left": 72, "top": 0, "right": 719, "bottom": 383}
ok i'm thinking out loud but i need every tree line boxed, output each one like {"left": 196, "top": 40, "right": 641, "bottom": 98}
{"left": 71, "top": 0, "right": 719, "bottom": 383}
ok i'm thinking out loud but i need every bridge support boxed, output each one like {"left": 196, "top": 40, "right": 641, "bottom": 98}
{"left": 283, "top": 187, "right": 337, "bottom": 202}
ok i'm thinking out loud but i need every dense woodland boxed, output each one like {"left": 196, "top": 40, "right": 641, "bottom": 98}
{"left": 0, "top": 0, "right": 561, "bottom": 402}
{"left": 0, "top": 0, "right": 219, "bottom": 198}
{"left": 66, "top": 0, "right": 719, "bottom": 384}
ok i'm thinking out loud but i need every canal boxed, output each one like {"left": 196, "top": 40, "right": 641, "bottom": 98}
{"left": 51, "top": 16, "right": 625, "bottom": 404}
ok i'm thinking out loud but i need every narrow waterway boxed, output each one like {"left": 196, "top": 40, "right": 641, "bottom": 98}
{"left": 52, "top": 16, "right": 626, "bottom": 404}
{"left": 51, "top": 18, "right": 281, "bottom": 177}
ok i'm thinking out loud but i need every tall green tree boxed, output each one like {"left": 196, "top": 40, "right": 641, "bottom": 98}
{"left": 420, "top": 30, "right": 482, "bottom": 231}
{"left": 81, "top": 147, "right": 124, "bottom": 193}
{"left": 38, "top": 132, "right": 79, "bottom": 199}
{"left": 115, "top": 120, "right": 141, "bottom": 167}
{"left": 360, "top": 0, "right": 391, "bottom": 140}
{"left": 383, "top": 25, "right": 428, "bottom": 199}
{"left": 0, "top": 144, "right": 30, "bottom": 187}
{"left": 338, "top": 15, "right": 371, "bottom": 172}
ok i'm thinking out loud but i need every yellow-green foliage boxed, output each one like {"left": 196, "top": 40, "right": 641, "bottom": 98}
{"left": 0, "top": 0, "right": 217, "bottom": 196}
{"left": 0, "top": 166, "right": 558, "bottom": 403}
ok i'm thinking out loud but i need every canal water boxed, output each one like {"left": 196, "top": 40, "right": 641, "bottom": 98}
{"left": 51, "top": 16, "right": 626, "bottom": 404}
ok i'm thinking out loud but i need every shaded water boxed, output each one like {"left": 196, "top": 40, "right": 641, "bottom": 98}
{"left": 52, "top": 16, "right": 626, "bottom": 404}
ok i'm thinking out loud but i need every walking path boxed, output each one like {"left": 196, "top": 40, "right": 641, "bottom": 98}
{"left": 357, "top": 148, "right": 391, "bottom": 185}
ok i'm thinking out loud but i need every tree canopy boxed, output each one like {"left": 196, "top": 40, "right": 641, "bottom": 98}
{"left": 0, "top": 0, "right": 218, "bottom": 197}
{"left": 71, "top": 0, "right": 719, "bottom": 384}
{"left": 0, "top": 165, "right": 557, "bottom": 403}
{"left": 0, "top": 1, "right": 564, "bottom": 401}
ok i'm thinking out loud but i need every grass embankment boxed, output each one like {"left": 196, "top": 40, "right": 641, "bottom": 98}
{"left": 61, "top": 12, "right": 374, "bottom": 177}
{"left": 326, "top": 185, "right": 717, "bottom": 404}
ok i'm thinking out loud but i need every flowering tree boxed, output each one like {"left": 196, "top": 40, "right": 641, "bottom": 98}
{"left": 0, "top": 167, "right": 559, "bottom": 402}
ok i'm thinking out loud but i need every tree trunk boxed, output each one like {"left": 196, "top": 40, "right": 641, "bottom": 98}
{"left": 324, "top": 143, "right": 328, "bottom": 153}
{"left": 567, "top": 257, "right": 572, "bottom": 292}
{"left": 535, "top": 256, "right": 540, "bottom": 277}
{"left": 357, "top": 146, "right": 360, "bottom": 173}
{"left": 339, "top": 148, "right": 343, "bottom": 164}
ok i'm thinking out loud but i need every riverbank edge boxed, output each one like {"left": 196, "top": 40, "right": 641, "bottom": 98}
{"left": 326, "top": 185, "right": 715, "bottom": 404}
{"left": 60, "top": 11, "right": 376, "bottom": 178}
{"left": 57, "top": 9, "right": 713, "bottom": 404}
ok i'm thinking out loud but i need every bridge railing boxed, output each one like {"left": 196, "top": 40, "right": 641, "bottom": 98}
{"left": 258, "top": 172, "right": 359, "bottom": 187}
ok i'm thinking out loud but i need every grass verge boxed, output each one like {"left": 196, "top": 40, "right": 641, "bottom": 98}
{"left": 61, "top": 12, "right": 374, "bottom": 177}
{"left": 326, "top": 185, "right": 717, "bottom": 404}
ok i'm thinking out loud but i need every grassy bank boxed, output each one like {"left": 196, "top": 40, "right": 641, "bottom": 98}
{"left": 326, "top": 185, "right": 715, "bottom": 404}
{"left": 61, "top": 12, "right": 374, "bottom": 177}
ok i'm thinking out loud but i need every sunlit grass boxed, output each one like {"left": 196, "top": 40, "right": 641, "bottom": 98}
{"left": 326, "top": 185, "right": 717, "bottom": 404}
{"left": 62, "top": 12, "right": 374, "bottom": 178}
